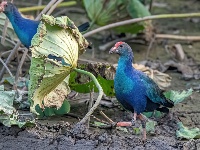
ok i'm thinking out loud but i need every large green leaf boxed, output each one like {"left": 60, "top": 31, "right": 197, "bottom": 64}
{"left": 69, "top": 72, "right": 115, "bottom": 96}
{"left": 127, "top": 0, "right": 150, "bottom": 18}
{"left": 83, "top": 0, "right": 151, "bottom": 33}
{"left": 176, "top": 122, "right": 200, "bottom": 139}
{"left": 164, "top": 89, "right": 193, "bottom": 104}
{"left": 29, "top": 14, "right": 89, "bottom": 114}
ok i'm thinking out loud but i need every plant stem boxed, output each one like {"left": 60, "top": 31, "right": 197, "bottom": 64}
{"left": 18, "top": 1, "right": 77, "bottom": 12}
{"left": 0, "top": 58, "right": 14, "bottom": 79}
{"left": 46, "top": 0, "right": 64, "bottom": 15}
{"left": 100, "top": 111, "right": 114, "bottom": 124}
{"left": 15, "top": 48, "right": 28, "bottom": 86}
{"left": 1, "top": 18, "right": 9, "bottom": 45}
{"left": 155, "top": 34, "right": 200, "bottom": 41}
{"left": 74, "top": 68, "right": 103, "bottom": 124}
{"left": 84, "top": 13, "right": 200, "bottom": 38}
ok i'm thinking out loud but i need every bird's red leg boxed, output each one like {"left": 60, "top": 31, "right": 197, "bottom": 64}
{"left": 137, "top": 114, "right": 146, "bottom": 141}
{"left": 116, "top": 112, "right": 138, "bottom": 127}
{"left": 134, "top": 112, "right": 137, "bottom": 121}
{"left": 116, "top": 121, "right": 132, "bottom": 127}
{"left": 131, "top": 112, "right": 137, "bottom": 124}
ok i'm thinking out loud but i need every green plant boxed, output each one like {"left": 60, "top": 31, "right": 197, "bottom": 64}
{"left": 83, "top": 0, "right": 151, "bottom": 33}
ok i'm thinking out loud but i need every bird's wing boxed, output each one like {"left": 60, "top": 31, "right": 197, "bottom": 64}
{"left": 136, "top": 70, "right": 168, "bottom": 105}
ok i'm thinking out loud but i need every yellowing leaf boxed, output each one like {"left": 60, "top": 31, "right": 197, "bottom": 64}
{"left": 29, "top": 14, "right": 89, "bottom": 114}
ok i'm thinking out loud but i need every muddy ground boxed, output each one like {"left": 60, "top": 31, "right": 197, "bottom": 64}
{"left": 1, "top": 72, "right": 200, "bottom": 150}
{"left": 1, "top": 0, "right": 200, "bottom": 149}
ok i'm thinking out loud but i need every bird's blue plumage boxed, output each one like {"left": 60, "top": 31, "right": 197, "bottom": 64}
{"left": 110, "top": 42, "right": 173, "bottom": 114}
{"left": 2, "top": 2, "right": 90, "bottom": 49}
{"left": 5, "top": 7, "right": 39, "bottom": 48}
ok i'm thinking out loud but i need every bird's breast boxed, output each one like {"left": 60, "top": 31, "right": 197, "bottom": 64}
{"left": 114, "top": 71, "right": 134, "bottom": 95}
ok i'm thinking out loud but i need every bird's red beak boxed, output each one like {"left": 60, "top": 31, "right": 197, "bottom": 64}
{"left": 0, "top": 1, "right": 7, "bottom": 12}
{"left": 109, "top": 41, "right": 124, "bottom": 54}
{"left": 109, "top": 46, "right": 119, "bottom": 54}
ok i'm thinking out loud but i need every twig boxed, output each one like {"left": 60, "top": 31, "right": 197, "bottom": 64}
{"left": 14, "top": 48, "right": 28, "bottom": 86}
{"left": 155, "top": 34, "right": 200, "bottom": 41}
{"left": 90, "top": 123, "right": 113, "bottom": 129}
{"left": 87, "top": 87, "right": 94, "bottom": 128}
{"left": 176, "top": 111, "right": 200, "bottom": 114}
{"left": 145, "top": 36, "right": 155, "bottom": 59}
{"left": 0, "top": 42, "right": 21, "bottom": 80}
{"left": 18, "top": 1, "right": 77, "bottom": 13}
{"left": 0, "top": 35, "right": 16, "bottom": 47}
{"left": 99, "top": 36, "right": 135, "bottom": 51}
{"left": 0, "top": 58, "right": 14, "bottom": 78}
{"left": 91, "top": 115, "right": 109, "bottom": 124}
{"left": 100, "top": 111, "right": 114, "bottom": 124}
{"left": 36, "top": 0, "right": 43, "bottom": 16}
{"left": 91, "top": 44, "right": 95, "bottom": 59}
{"left": 1, "top": 18, "right": 9, "bottom": 45}
{"left": 65, "top": 113, "right": 83, "bottom": 120}
{"left": 84, "top": 13, "right": 200, "bottom": 38}
{"left": 1, "top": 48, "right": 27, "bottom": 58}
{"left": 0, "top": 0, "right": 59, "bottom": 80}
{"left": 46, "top": 0, "right": 64, "bottom": 15}
{"left": 74, "top": 68, "right": 103, "bottom": 125}
{"left": 54, "top": 7, "right": 85, "bottom": 17}
{"left": 149, "top": 0, "right": 154, "bottom": 12}
{"left": 36, "top": 0, "right": 57, "bottom": 20}
{"left": 1, "top": 0, "right": 14, "bottom": 45}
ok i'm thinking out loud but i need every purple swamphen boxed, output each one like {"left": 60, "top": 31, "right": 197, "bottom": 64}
{"left": 0, "top": 1, "right": 90, "bottom": 49}
{"left": 109, "top": 41, "right": 174, "bottom": 141}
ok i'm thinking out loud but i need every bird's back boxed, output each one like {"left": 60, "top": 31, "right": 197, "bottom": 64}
{"left": 135, "top": 69, "right": 173, "bottom": 108}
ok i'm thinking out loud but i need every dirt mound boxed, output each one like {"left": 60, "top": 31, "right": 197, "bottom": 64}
{"left": 0, "top": 118, "right": 199, "bottom": 150}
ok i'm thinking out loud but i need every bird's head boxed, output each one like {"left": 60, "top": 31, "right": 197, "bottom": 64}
{"left": 109, "top": 41, "right": 133, "bottom": 58}
{"left": 0, "top": 1, "right": 15, "bottom": 14}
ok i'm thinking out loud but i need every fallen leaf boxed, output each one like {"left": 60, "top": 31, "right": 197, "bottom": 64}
{"left": 164, "top": 89, "right": 193, "bottom": 104}
{"left": 0, "top": 85, "right": 35, "bottom": 127}
{"left": 176, "top": 122, "right": 200, "bottom": 139}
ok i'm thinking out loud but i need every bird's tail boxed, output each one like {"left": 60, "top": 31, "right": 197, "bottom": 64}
{"left": 163, "top": 98, "right": 174, "bottom": 108}
{"left": 78, "top": 22, "right": 90, "bottom": 32}
{"left": 156, "top": 107, "right": 170, "bottom": 113}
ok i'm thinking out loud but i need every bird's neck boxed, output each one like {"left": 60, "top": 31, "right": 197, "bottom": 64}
{"left": 5, "top": 8, "right": 39, "bottom": 47}
{"left": 117, "top": 56, "right": 134, "bottom": 73}
{"left": 6, "top": 8, "right": 24, "bottom": 29}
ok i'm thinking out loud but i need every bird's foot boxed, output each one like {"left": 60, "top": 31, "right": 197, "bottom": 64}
{"left": 111, "top": 122, "right": 117, "bottom": 128}
{"left": 131, "top": 118, "right": 135, "bottom": 126}
{"left": 141, "top": 138, "right": 147, "bottom": 145}
{"left": 116, "top": 121, "right": 132, "bottom": 127}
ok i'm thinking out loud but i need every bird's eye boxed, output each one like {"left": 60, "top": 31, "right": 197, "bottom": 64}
{"left": 119, "top": 45, "right": 123, "bottom": 48}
